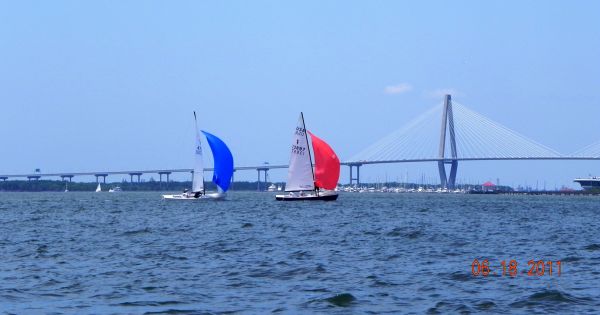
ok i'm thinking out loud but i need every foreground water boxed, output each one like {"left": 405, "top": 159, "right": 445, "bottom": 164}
{"left": 0, "top": 192, "right": 599, "bottom": 314}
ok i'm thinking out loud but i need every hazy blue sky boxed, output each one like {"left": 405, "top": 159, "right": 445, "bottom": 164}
{"left": 1, "top": 1, "right": 599, "bottom": 187}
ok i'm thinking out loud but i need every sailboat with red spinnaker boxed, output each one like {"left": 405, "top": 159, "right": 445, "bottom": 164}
{"left": 276, "top": 112, "right": 340, "bottom": 201}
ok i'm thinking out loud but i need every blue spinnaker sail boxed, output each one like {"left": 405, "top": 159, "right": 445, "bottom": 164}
{"left": 201, "top": 131, "right": 234, "bottom": 192}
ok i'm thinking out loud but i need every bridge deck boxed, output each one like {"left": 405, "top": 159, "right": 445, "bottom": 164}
{"left": 1, "top": 157, "right": 599, "bottom": 179}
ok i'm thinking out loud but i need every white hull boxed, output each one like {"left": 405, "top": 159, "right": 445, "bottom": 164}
{"left": 162, "top": 192, "right": 226, "bottom": 201}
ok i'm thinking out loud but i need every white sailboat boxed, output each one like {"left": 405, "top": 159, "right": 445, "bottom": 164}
{"left": 95, "top": 183, "right": 101, "bottom": 192}
{"left": 276, "top": 113, "right": 340, "bottom": 201}
{"left": 162, "top": 112, "right": 234, "bottom": 201}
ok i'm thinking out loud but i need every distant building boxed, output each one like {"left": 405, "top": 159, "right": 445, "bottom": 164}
{"left": 482, "top": 181, "right": 496, "bottom": 192}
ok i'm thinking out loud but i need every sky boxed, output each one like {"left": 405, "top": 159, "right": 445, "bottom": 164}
{"left": 1, "top": 1, "right": 599, "bottom": 187}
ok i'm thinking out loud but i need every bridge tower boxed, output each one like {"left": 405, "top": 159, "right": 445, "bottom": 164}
{"left": 256, "top": 166, "right": 269, "bottom": 191}
{"left": 348, "top": 163, "right": 362, "bottom": 186}
{"left": 438, "top": 94, "right": 458, "bottom": 189}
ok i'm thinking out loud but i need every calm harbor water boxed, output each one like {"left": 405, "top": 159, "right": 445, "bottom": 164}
{"left": 1, "top": 191, "right": 599, "bottom": 314}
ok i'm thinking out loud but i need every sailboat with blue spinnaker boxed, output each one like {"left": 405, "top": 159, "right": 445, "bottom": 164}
{"left": 162, "top": 112, "right": 234, "bottom": 200}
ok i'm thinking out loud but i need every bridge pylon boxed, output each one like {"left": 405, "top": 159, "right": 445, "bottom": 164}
{"left": 256, "top": 167, "right": 269, "bottom": 191}
{"left": 438, "top": 94, "right": 458, "bottom": 189}
{"left": 348, "top": 163, "right": 362, "bottom": 186}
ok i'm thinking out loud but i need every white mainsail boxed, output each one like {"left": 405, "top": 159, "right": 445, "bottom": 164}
{"left": 95, "top": 183, "right": 101, "bottom": 192}
{"left": 192, "top": 113, "right": 204, "bottom": 193}
{"left": 285, "top": 113, "right": 315, "bottom": 192}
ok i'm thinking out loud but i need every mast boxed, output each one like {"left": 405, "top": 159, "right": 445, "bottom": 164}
{"left": 301, "top": 112, "right": 317, "bottom": 194}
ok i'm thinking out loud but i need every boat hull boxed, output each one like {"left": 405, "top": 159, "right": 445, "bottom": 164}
{"left": 275, "top": 191, "right": 338, "bottom": 201}
{"left": 162, "top": 192, "right": 226, "bottom": 201}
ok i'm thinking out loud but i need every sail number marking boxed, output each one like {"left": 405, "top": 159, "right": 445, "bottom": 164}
{"left": 292, "top": 145, "right": 306, "bottom": 155}
{"left": 295, "top": 127, "right": 306, "bottom": 137}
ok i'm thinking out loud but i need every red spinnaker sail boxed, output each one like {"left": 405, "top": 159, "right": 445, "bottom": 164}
{"left": 308, "top": 131, "right": 340, "bottom": 190}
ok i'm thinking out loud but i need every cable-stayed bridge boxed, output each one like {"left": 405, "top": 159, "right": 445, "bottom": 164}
{"left": 346, "top": 95, "right": 600, "bottom": 188}
{"left": 2, "top": 94, "right": 600, "bottom": 189}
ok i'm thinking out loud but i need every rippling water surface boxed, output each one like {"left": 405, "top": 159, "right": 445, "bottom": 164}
{"left": 1, "top": 191, "right": 599, "bottom": 314}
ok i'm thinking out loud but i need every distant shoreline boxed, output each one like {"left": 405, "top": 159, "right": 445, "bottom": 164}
{"left": 2, "top": 179, "right": 592, "bottom": 194}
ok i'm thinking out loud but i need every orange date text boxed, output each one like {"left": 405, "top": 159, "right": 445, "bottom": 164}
{"left": 471, "top": 259, "right": 562, "bottom": 277}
